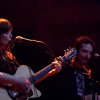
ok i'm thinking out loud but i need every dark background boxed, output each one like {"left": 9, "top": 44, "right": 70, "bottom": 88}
{"left": 1, "top": 0, "right": 100, "bottom": 98}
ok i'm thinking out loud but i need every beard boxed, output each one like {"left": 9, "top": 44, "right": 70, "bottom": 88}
{"left": 80, "top": 57, "right": 90, "bottom": 65}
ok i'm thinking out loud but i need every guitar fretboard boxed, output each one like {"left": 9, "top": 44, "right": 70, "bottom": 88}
{"left": 28, "top": 49, "right": 77, "bottom": 84}
{"left": 28, "top": 64, "right": 55, "bottom": 84}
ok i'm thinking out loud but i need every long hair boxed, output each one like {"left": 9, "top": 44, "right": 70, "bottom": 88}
{"left": 0, "top": 18, "right": 12, "bottom": 35}
{"left": 0, "top": 18, "right": 14, "bottom": 60}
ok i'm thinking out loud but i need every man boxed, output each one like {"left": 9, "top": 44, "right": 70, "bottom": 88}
{"left": 0, "top": 18, "right": 62, "bottom": 100}
{"left": 38, "top": 36, "right": 96, "bottom": 100}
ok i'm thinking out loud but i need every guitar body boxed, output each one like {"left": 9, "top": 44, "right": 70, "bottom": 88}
{"left": 0, "top": 65, "right": 41, "bottom": 100}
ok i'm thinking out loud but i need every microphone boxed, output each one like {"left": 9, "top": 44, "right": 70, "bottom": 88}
{"left": 94, "top": 53, "right": 100, "bottom": 58}
{"left": 15, "top": 36, "right": 45, "bottom": 44}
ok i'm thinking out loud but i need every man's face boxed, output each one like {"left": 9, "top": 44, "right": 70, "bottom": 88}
{"left": 77, "top": 43, "right": 93, "bottom": 65}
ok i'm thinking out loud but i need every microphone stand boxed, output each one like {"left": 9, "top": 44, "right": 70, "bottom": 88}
{"left": 11, "top": 36, "right": 56, "bottom": 58}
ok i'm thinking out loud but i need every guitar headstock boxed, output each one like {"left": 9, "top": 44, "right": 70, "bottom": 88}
{"left": 62, "top": 48, "right": 77, "bottom": 63}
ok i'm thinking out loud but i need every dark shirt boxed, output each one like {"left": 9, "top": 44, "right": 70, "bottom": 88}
{"left": 0, "top": 50, "right": 19, "bottom": 75}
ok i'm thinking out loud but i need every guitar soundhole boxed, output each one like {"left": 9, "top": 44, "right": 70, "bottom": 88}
{"left": 7, "top": 88, "right": 33, "bottom": 100}
{"left": 7, "top": 89, "right": 18, "bottom": 100}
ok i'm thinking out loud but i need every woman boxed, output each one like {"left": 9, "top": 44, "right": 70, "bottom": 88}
{"left": 0, "top": 18, "right": 62, "bottom": 100}
{"left": 0, "top": 18, "right": 31, "bottom": 96}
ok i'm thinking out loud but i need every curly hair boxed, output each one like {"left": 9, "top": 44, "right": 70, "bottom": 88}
{"left": 74, "top": 36, "right": 95, "bottom": 52}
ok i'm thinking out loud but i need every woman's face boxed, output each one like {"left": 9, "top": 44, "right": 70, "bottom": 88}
{"left": 0, "top": 31, "right": 12, "bottom": 46}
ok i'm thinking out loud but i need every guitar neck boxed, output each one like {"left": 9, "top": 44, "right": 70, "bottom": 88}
{"left": 28, "top": 64, "right": 55, "bottom": 84}
{"left": 28, "top": 49, "right": 76, "bottom": 84}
